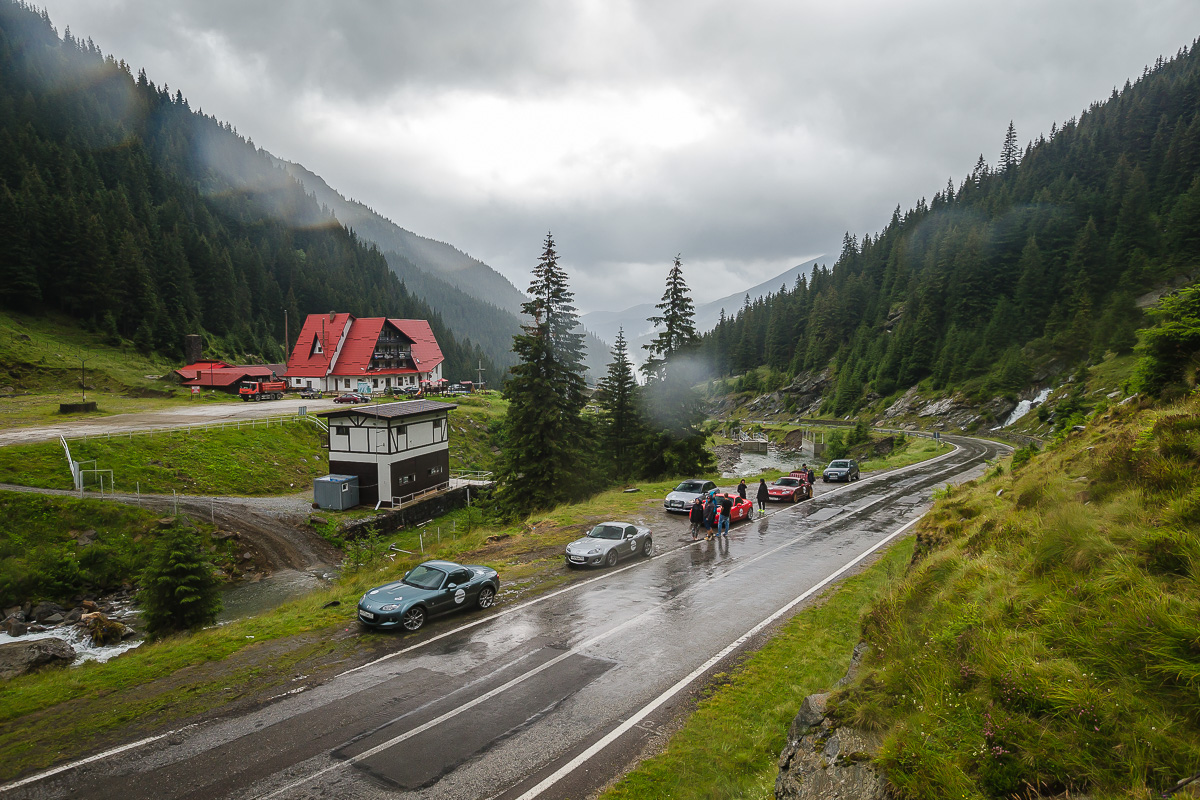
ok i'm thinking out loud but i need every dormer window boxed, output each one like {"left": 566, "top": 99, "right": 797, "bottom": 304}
{"left": 310, "top": 336, "right": 323, "bottom": 356}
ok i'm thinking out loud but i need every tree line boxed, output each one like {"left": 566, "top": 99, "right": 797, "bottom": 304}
{"left": 0, "top": 1, "right": 493, "bottom": 380}
{"left": 494, "top": 239, "right": 711, "bottom": 516}
{"left": 700, "top": 39, "right": 1200, "bottom": 411}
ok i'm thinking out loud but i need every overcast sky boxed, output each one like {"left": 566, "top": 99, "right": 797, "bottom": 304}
{"left": 38, "top": 0, "right": 1200, "bottom": 314}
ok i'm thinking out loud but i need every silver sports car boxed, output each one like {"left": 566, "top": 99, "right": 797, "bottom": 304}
{"left": 565, "top": 521, "right": 653, "bottom": 568}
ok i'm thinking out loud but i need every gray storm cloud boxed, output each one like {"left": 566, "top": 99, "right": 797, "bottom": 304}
{"left": 36, "top": 0, "right": 1200, "bottom": 313}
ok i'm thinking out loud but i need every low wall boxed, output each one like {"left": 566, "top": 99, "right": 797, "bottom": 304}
{"left": 59, "top": 402, "right": 97, "bottom": 414}
{"left": 338, "top": 484, "right": 494, "bottom": 540}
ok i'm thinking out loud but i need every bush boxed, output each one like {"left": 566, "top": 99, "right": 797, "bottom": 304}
{"left": 139, "top": 527, "right": 222, "bottom": 638}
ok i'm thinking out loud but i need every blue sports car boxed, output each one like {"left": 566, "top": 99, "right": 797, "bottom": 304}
{"left": 357, "top": 559, "right": 500, "bottom": 631}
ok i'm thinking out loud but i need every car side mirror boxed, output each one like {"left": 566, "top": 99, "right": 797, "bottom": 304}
{"left": 446, "top": 583, "right": 458, "bottom": 590}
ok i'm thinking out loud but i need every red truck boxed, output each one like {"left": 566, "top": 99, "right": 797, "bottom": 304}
{"left": 239, "top": 379, "right": 286, "bottom": 401}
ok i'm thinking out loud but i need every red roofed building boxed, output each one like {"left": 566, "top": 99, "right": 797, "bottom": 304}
{"left": 175, "top": 361, "right": 284, "bottom": 392}
{"left": 284, "top": 312, "right": 444, "bottom": 394}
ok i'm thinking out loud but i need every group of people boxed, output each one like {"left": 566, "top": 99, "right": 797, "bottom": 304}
{"left": 687, "top": 467, "right": 816, "bottom": 541}
{"left": 688, "top": 491, "right": 734, "bottom": 540}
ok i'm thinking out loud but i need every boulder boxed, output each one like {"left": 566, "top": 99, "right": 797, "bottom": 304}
{"left": 775, "top": 694, "right": 888, "bottom": 800}
{"left": 82, "top": 613, "right": 129, "bottom": 646}
{"left": 3, "top": 616, "right": 28, "bottom": 637}
{"left": 30, "top": 602, "right": 64, "bottom": 622}
{"left": 64, "top": 608, "right": 82, "bottom": 624}
{"left": 0, "top": 638, "right": 75, "bottom": 680}
{"left": 42, "top": 613, "right": 65, "bottom": 625}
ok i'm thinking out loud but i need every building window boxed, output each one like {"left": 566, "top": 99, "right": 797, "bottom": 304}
{"left": 334, "top": 426, "right": 348, "bottom": 436}
{"left": 429, "top": 466, "right": 443, "bottom": 476}
{"left": 372, "top": 379, "right": 379, "bottom": 388}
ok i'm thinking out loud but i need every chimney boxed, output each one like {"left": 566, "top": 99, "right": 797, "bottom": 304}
{"left": 329, "top": 311, "right": 336, "bottom": 322}
{"left": 184, "top": 334, "right": 203, "bottom": 365}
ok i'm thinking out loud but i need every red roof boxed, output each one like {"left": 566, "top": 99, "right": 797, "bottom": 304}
{"left": 176, "top": 363, "right": 280, "bottom": 388}
{"left": 284, "top": 314, "right": 443, "bottom": 379}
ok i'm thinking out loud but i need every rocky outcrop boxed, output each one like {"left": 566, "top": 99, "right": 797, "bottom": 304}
{"left": 776, "top": 643, "right": 891, "bottom": 799}
{"left": 0, "top": 638, "right": 75, "bottom": 680}
{"left": 782, "top": 370, "right": 832, "bottom": 416}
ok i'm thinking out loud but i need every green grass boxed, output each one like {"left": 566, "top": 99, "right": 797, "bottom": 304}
{"left": 831, "top": 395, "right": 1200, "bottom": 799}
{"left": 0, "top": 421, "right": 329, "bottom": 495}
{"left": 0, "top": 491, "right": 236, "bottom": 608}
{"left": 602, "top": 539, "right": 915, "bottom": 800}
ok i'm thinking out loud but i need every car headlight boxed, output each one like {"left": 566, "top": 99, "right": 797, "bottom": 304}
{"left": 587, "top": 548, "right": 601, "bottom": 556}
{"left": 379, "top": 604, "right": 400, "bottom": 612}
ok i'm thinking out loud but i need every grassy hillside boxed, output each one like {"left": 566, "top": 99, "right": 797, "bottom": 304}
{"left": 828, "top": 396, "right": 1200, "bottom": 798}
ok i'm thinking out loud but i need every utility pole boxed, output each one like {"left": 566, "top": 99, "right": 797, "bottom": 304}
{"left": 282, "top": 307, "right": 289, "bottom": 361}
{"left": 79, "top": 350, "right": 88, "bottom": 402}
{"left": 476, "top": 359, "right": 485, "bottom": 389}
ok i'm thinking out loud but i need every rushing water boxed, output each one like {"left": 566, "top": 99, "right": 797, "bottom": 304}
{"left": 0, "top": 600, "right": 144, "bottom": 666}
{"left": 721, "top": 447, "right": 807, "bottom": 479}
{"left": 996, "top": 387, "right": 1052, "bottom": 429}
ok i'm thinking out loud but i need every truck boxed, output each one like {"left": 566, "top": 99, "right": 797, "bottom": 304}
{"left": 239, "top": 379, "right": 286, "bottom": 401}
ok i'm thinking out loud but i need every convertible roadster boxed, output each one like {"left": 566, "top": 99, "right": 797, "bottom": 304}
{"left": 766, "top": 475, "right": 811, "bottom": 502}
{"left": 357, "top": 559, "right": 499, "bottom": 631}
{"left": 565, "top": 521, "right": 654, "bottom": 567}
{"left": 713, "top": 493, "right": 756, "bottom": 523}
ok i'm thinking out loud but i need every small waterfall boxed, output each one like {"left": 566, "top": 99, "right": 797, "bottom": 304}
{"left": 996, "top": 387, "right": 1052, "bottom": 429}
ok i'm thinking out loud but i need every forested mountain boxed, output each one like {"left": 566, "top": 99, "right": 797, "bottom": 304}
{"left": 702, "top": 41, "right": 1200, "bottom": 413}
{"left": 0, "top": 0, "right": 493, "bottom": 380}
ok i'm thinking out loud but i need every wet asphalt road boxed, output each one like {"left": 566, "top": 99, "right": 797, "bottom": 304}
{"left": 6, "top": 435, "right": 1007, "bottom": 800}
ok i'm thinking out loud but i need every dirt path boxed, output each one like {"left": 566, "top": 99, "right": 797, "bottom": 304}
{"left": 0, "top": 483, "right": 340, "bottom": 574}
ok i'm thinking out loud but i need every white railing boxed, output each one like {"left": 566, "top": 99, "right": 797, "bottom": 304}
{"left": 392, "top": 481, "right": 451, "bottom": 509}
{"left": 450, "top": 469, "right": 493, "bottom": 481}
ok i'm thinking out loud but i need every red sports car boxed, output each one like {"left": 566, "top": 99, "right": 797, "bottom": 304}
{"left": 713, "top": 493, "right": 755, "bottom": 523}
{"left": 767, "top": 475, "right": 811, "bottom": 502}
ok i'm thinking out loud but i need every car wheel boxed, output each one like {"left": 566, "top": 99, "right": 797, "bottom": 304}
{"left": 477, "top": 586, "right": 496, "bottom": 609}
{"left": 604, "top": 549, "right": 619, "bottom": 567}
{"left": 642, "top": 537, "right": 654, "bottom": 557}
{"left": 401, "top": 606, "right": 426, "bottom": 631}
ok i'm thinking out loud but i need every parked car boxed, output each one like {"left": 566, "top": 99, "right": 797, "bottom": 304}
{"left": 357, "top": 560, "right": 499, "bottom": 631}
{"left": 712, "top": 492, "right": 756, "bottom": 523}
{"left": 822, "top": 459, "right": 860, "bottom": 482}
{"left": 299, "top": 388, "right": 322, "bottom": 399}
{"left": 565, "top": 522, "right": 653, "bottom": 567}
{"left": 766, "top": 475, "right": 811, "bottom": 502}
{"left": 663, "top": 479, "right": 717, "bottom": 512}
{"left": 334, "top": 392, "right": 368, "bottom": 404}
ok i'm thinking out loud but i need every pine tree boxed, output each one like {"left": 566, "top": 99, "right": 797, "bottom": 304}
{"left": 594, "top": 329, "right": 642, "bottom": 479}
{"left": 641, "top": 255, "right": 698, "bottom": 381}
{"left": 139, "top": 527, "right": 222, "bottom": 637}
{"left": 638, "top": 256, "right": 712, "bottom": 478}
{"left": 1000, "top": 121, "right": 1020, "bottom": 172}
{"left": 496, "top": 233, "right": 593, "bottom": 515}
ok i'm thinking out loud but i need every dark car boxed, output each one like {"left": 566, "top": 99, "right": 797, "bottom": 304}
{"left": 822, "top": 459, "right": 860, "bottom": 482}
{"left": 565, "top": 521, "right": 653, "bottom": 567}
{"left": 334, "top": 392, "right": 368, "bottom": 404}
{"left": 357, "top": 560, "right": 500, "bottom": 631}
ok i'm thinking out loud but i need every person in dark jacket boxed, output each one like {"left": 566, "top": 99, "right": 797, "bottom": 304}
{"left": 703, "top": 495, "right": 716, "bottom": 538}
{"left": 718, "top": 494, "right": 733, "bottom": 537}
{"left": 737, "top": 479, "right": 748, "bottom": 500}
{"left": 756, "top": 478, "right": 769, "bottom": 512}
{"left": 688, "top": 497, "right": 703, "bottom": 540}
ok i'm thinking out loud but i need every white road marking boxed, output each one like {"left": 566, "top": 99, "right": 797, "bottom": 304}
{"left": 0, "top": 725, "right": 197, "bottom": 793}
{"left": 3, "top": 438, "right": 983, "bottom": 793}
{"left": 511, "top": 513, "right": 926, "bottom": 800}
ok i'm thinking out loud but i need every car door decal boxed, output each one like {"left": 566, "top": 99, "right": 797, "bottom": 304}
{"left": 454, "top": 588, "right": 466, "bottom": 604}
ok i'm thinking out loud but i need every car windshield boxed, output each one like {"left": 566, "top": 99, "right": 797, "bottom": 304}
{"left": 586, "top": 524, "right": 624, "bottom": 540}
{"left": 829, "top": 460, "right": 851, "bottom": 468}
{"left": 403, "top": 564, "right": 447, "bottom": 590}
{"left": 673, "top": 481, "right": 705, "bottom": 493}
{"left": 775, "top": 478, "right": 799, "bottom": 486}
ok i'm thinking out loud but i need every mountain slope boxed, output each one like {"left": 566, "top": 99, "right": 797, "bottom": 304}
{"left": 702, "top": 44, "right": 1200, "bottom": 409}
{"left": 0, "top": 0, "right": 493, "bottom": 380}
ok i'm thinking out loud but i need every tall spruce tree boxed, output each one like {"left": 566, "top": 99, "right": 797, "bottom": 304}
{"left": 638, "top": 256, "right": 713, "bottom": 477}
{"left": 594, "top": 329, "right": 642, "bottom": 479}
{"left": 139, "top": 527, "right": 222, "bottom": 637}
{"left": 642, "top": 255, "right": 698, "bottom": 381}
{"left": 496, "top": 233, "right": 593, "bottom": 515}
{"left": 1000, "top": 121, "right": 1020, "bottom": 172}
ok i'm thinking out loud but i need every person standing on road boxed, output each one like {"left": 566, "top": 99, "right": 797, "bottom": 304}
{"left": 807, "top": 465, "right": 815, "bottom": 488}
{"left": 703, "top": 495, "right": 716, "bottom": 537}
{"left": 737, "top": 479, "right": 747, "bottom": 500}
{"left": 689, "top": 497, "right": 703, "bottom": 540}
{"left": 718, "top": 494, "right": 733, "bottom": 537}
{"left": 756, "top": 478, "right": 769, "bottom": 512}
